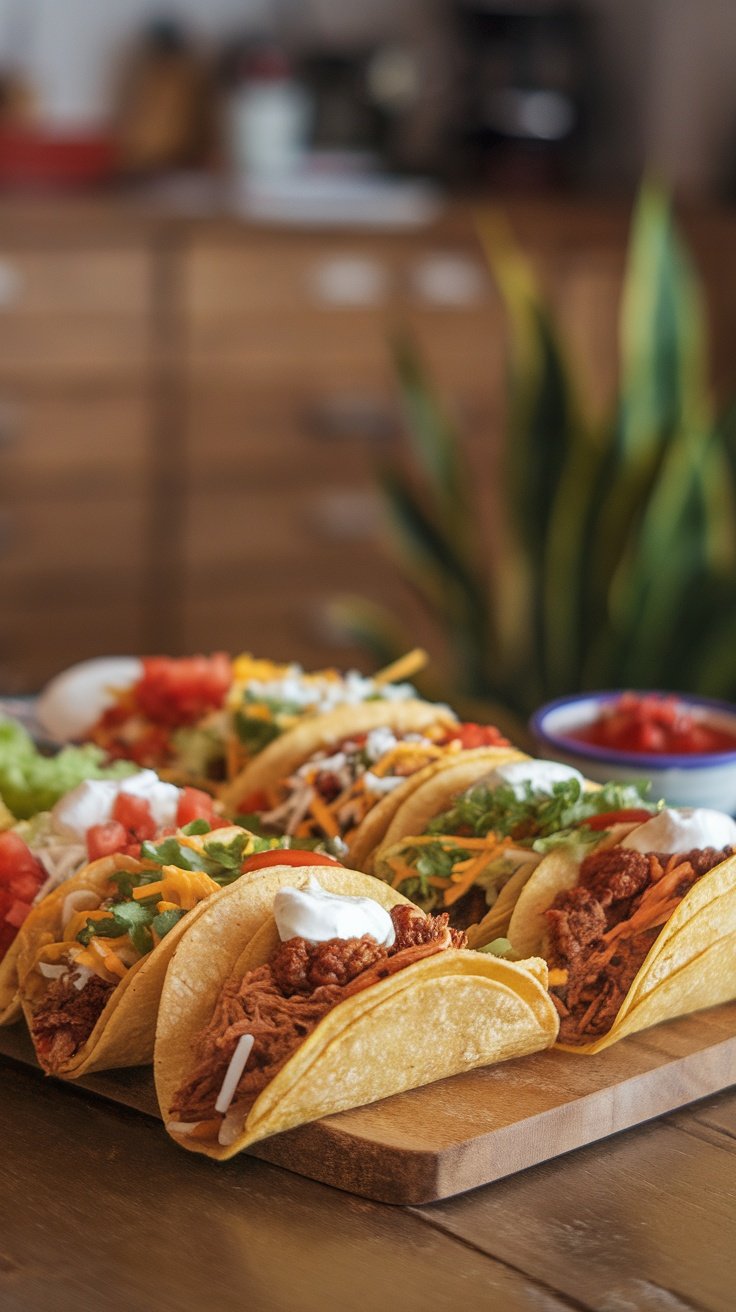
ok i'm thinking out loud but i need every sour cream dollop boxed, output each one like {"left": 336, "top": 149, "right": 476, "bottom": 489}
{"left": 50, "top": 770, "right": 180, "bottom": 841}
{"left": 478, "top": 759, "right": 584, "bottom": 799}
{"left": 273, "top": 875, "right": 395, "bottom": 947}
{"left": 621, "top": 807, "right": 736, "bottom": 854}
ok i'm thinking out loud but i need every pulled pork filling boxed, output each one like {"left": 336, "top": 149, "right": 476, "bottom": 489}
{"left": 171, "top": 904, "right": 466, "bottom": 1128}
{"left": 546, "top": 844, "right": 733, "bottom": 1043}
{"left": 31, "top": 972, "right": 116, "bottom": 1071}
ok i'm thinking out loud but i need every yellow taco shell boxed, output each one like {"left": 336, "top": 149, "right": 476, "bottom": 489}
{"left": 219, "top": 700, "right": 458, "bottom": 815}
{"left": 155, "top": 868, "right": 559, "bottom": 1159}
{"left": 507, "top": 840, "right": 736, "bottom": 1052}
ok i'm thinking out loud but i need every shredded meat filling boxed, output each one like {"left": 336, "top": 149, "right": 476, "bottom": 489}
{"left": 547, "top": 844, "right": 733, "bottom": 1044}
{"left": 31, "top": 973, "right": 116, "bottom": 1073}
{"left": 171, "top": 904, "right": 465, "bottom": 1127}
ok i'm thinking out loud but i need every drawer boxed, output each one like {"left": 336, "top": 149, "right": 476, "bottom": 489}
{"left": 0, "top": 248, "right": 153, "bottom": 382}
{"left": 185, "top": 239, "right": 493, "bottom": 320}
{"left": 0, "top": 248, "right": 152, "bottom": 317}
{"left": 184, "top": 387, "right": 399, "bottom": 487}
{"left": 185, "top": 310, "right": 391, "bottom": 384}
{"left": 0, "top": 495, "right": 149, "bottom": 588}
{"left": 184, "top": 240, "right": 404, "bottom": 320}
{"left": 181, "top": 573, "right": 437, "bottom": 672}
{"left": 183, "top": 486, "right": 389, "bottom": 576}
{"left": 0, "top": 392, "right": 149, "bottom": 494}
{"left": 0, "top": 319, "right": 151, "bottom": 384}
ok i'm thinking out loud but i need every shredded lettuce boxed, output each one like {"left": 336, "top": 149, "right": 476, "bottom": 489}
{"left": 170, "top": 724, "right": 226, "bottom": 777}
{"left": 0, "top": 719, "right": 137, "bottom": 820}
{"left": 427, "top": 778, "right": 655, "bottom": 844}
{"left": 477, "top": 938, "right": 517, "bottom": 960}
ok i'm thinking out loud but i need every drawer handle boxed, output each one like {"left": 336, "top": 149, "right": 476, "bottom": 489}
{"left": 303, "top": 394, "right": 398, "bottom": 442}
{"left": 307, "top": 256, "right": 389, "bottom": 307}
{"left": 305, "top": 490, "right": 382, "bottom": 539}
{"left": 410, "top": 254, "right": 487, "bottom": 306}
{"left": 0, "top": 401, "right": 22, "bottom": 445}
{"left": 0, "top": 259, "right": 23, "bottom": 310}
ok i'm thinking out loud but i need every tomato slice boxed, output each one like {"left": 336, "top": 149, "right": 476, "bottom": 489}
{"left": 0, "top": 831, "right": 46, "bottom": 885}
{"left": 5, "top": 899, "right": 32, "bottom": 929}
{"left": 86, "top": 821, "right": 129, "bottom": 861}
{"left": 236, "top": 791, "right": 271, "bottom": 815}
{"left": 112, "top": 792, "right": 157, "bottom": 840}
{"left": 449, "top": 723, "right": 511, "bottom": 750}
{"left": 176, "top": 787, "right": 222, "bottom": 829}
{"left": 135, "top": 654, "right": 232, "bottom": 727}
{"left": 240, "top": 850, "right": 343, "bottom": 874}
{"left": 583, "top": 809, "right": 655, "bottom": 831}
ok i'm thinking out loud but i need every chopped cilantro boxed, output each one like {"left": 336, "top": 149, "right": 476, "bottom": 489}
{"left": 109, "top": 902, "right": 151, "bottom": 931}
{"left": 202, "top": 831, "right": 251, "bottom": 870}
{"left": 152, "top": 908, "right": 186, "bottom": 938}
{"left": 128, "top": 922, "right": 154, "bottom": 956}
{"left": 181, "top": 818, "right": 211, "bottom": 836}
{"left": 76, "top": 916, "right": 120, "bottom": 945}
{"left": 234, "top": 712, "right": 281, "bottom": 754}
{"left": 140, "top": 837, "right": 203, "bottom": 871}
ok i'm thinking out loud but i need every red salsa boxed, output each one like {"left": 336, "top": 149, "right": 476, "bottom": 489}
{"left": 568, "top": 693, "right": 736, "bottom": 755}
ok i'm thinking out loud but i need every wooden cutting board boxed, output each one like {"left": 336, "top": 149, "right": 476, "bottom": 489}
{"left": 1, "top": 1004, "right": 734, "bottom": 1204}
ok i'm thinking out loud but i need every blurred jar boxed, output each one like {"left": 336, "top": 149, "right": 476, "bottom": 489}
{"left": 226, "top": 46, "right": 311, "bottom": 183}
{"left": 116, "top": 18, "right": 212, "bottom": 175}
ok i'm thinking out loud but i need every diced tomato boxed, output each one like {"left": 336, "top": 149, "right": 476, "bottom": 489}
{"left": 0, "top": 832, "right": 47, "bottom": 958}
{"left": 176, "top": 786, "right": 223, "bottom": 829}
{"left": 112, "top": 792, "right": 157, "bottom": 840}
{"left": 5, "top": 899, "right": 32, "bottom": 929}
{"left": 8, "top": 870, "right": 44, "bottom": 902}
{"left": 240, "top": 850, "right": 343, "bottom": 874}
{"left": 583, "top": 809, "right": 655, "bottom": 831}
{"left": 236, "top": 790, "right": 271, "bottom": 815}
{"left": 570, "top": 692, "right": 736, "bottom": 755}
{"left": 86, "top": 821, "right": 128, "bottom": 861}
{"left": 0, "top": 832, "right": 46, "bottom": 885}
{"left": 449, "top": 723, "right": 511, "bottom": 750}
{"left": 135, "top": 654, "right": 232, "bottom": 727}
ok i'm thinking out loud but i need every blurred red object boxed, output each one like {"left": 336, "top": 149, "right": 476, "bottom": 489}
{"left": 0, "top": 129, "right": 118, "bottom": 189}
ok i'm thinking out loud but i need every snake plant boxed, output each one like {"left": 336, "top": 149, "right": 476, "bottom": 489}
{"left": 329, "top": 186, "right": 736, "bottom": 734}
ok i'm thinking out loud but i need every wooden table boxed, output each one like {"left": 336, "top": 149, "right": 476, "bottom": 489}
{"left": 1, "top": 1052, "right": 733, "bottom": 1311}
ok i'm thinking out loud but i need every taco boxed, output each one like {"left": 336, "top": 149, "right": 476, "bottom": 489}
{"left": 372, "top": 758, "right": 657, "bottom": 945}
{"left": 0, "top": 772, "right": 224, "bottom": 1025}
{"left": 224, "top": 648, "right": 430, "bottom": 779}
{"left": 61, "top": 654, "right": 235, "bottom": 785}
{"left": 155, "top": 869, "right": 559, "bottom": 1158}
{"left": 14, "top": 824, "right": 343, "bottom": 1076}
{"left": 505, "top": 806, "right": 736, "bottom": 1051}
{"left": 222, "top": 702, "right": 518, "bottom": 865}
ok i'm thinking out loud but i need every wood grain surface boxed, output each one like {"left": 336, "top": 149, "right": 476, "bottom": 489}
{"left": 2, "top": 1001, "right": 734, "bottom": 1206}
{"left": 2, "top": 1055, "right": 735, "bottom": 1312}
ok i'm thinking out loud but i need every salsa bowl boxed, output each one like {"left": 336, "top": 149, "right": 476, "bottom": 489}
{"left": 530, "top": 691, "right": 736, "bottom": 814}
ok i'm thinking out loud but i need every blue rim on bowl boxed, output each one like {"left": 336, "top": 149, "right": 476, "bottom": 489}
{"left": 530, "top": 691, "right": 736, "bottom": 770}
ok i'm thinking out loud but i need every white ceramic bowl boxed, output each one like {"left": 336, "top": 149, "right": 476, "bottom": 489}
{"left": 530, "top": 691, "right": 736, "bottom": 815}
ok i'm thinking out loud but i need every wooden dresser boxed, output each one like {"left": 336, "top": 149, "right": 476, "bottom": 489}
{"left": 1, "top": 194, "right": 734, "bottom": 690}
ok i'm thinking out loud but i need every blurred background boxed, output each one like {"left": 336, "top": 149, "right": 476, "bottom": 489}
{"left": 1, "top": 0, "right": 736, "bottom": 722}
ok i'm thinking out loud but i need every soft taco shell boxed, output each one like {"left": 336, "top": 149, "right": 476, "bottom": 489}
{"left": 155, "top": 870, "right": 558, "bottom": 1160}
{"left": 219, "top": 699, "right": 458, "bottom": 815}
{"left": 506, "top": 840, "right": 736, "bottom": 1052}
{"left": 348, "top": 745, "right": 527, "bottom": 872}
